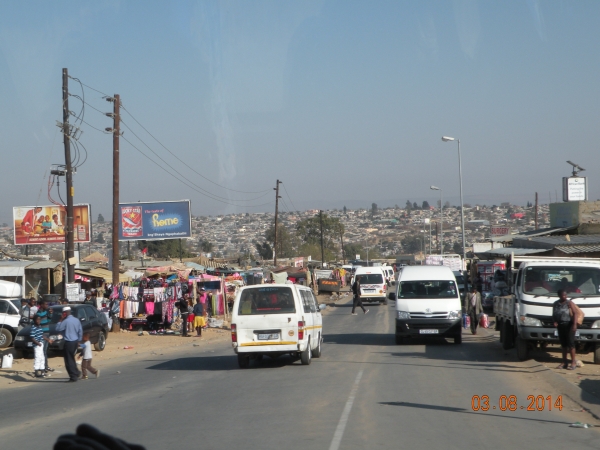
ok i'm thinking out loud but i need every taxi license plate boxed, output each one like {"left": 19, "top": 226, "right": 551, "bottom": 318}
{"left": 258, "top": 334, "right": 279, "bottom": 340}
{"left": 554, "top": 330, "right": 580, "bottom": 337}
{"left": 419, "top": 329, "right": 439, "bottom": 334}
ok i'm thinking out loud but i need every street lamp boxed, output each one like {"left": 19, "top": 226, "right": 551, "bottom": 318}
{"left": 430, "top": 185, "right": 443, "bottom": 256}
{"left": 441, "top": 136, "right": 467, "bottom": 273}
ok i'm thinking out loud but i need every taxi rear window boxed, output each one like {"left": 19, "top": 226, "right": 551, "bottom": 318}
{"left": 238, "top": 287, "right": 296, "bottom": 315}
{"left": 357, "top": 274, "right": 383, "bottom": 284}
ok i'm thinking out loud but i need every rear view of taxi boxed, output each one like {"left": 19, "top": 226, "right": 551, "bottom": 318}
{"left": 231, "top": 284, "right": 324, "bottom": 368}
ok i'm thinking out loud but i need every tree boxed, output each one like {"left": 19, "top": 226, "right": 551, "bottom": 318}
{"left": 343, "top": 206, "right": 347, "bottom": 214}
{"left": 453, "top": 242, "right": 462, "bottom": 254}
{"left": 94, "top": 232, "right": 105, "bottom": 244}
{"left": 371, "top": 203, "right": 378, "bottom": 215}
{"left": 401, "top": 234, "right": 422, "bottom": 254}
{"left": 405, "top": 200, "right": 412, "bottom": 213}
{"left": 199, "top": 240, "right": 214, "bottom": 253}
{"left": 422, "top": 200, "right": 430, "bottom": 210}
{"left": 254, "top": 241, "right": 273, "bottom": 260}
{"left": 295, "top": 213, "right": 344, "bottom": 260}
{"left": 413, "top": 202, "right": 419, "bottom": 210}
{"left": 97, "top": 213, "right": 105, "bottom": 223}
{"left": 444, "top": 201, "right": 450, "bottom": 208}
{"left": 265, "top": 223, "right": 296, "bottom": 258}
{"left": 344, "top": 242, "right": 364, "bottom": 261}
{"left": 136, "top": 239, "right": 193, "bottom": 259}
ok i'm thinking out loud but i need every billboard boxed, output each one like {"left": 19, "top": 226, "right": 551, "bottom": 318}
{"left": 118, "top": 200, "right": 191, "bottom": 241}
{"left": 13, "top": 204, "right": 91, "bottom": 245}
{"left": 490, "top": 226, "right": 511, "bottom": 236}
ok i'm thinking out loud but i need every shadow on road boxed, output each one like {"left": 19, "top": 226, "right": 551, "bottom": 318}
{"left": 379, "top": 401, "right": 573, "bottom": 425}
{"left": 146, "top": 355, "right": 302, "bottom": 371}
{"left": 325, "top": 333, "right": 395, "bottom": 346}
{"left": 576, "top": 380, "right": 600, "bottom": 406}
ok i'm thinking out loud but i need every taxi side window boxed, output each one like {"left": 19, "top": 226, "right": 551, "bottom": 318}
{"left": 310, "top": 292, "right": 319, "bottom": 313}
{"left": 300, "top": 291, "right": 312, "bottom": 313}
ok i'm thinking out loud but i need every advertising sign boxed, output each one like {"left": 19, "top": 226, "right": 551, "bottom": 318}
{"left": 66, "top": 283, "right": 80, "bottom": 303}
{"left": 118, "top": 200, "right": 192, "bottom": 241}
{"left": 490, "top": 226, "right": 511, "bottom": 236}
{"left": 562, "top": 177, "right": 588, "bottom": 202}
{"left": 13, "top": 204, "right": 91, "bottom": 245}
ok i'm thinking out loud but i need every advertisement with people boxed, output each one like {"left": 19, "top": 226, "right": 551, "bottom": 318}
{"left": 13, "top": 204, "right": 91, "bottom": 245}
{"left": 118, "top": 200, "right": 192, "bottom": 241}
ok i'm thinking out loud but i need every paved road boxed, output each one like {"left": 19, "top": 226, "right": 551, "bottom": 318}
{"left": 2, "top": 299, "right": 599, "bottom": 449}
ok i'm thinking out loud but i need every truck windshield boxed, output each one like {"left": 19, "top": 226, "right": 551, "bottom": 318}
{"left": 523, "top": 266, "right": 600, "bottom": 297}
{"left": 399, "top": 281, "right": 458, "bottom": 299}
{"left": 238, "top": 287, "right": 296, "bottom": 315}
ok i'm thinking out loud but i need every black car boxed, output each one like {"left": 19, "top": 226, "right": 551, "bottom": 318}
{"left": 13, "top": 304, "right": 109, "bottom": 358}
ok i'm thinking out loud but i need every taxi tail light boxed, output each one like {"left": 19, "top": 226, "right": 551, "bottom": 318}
{"left": 231, "top": 324, "right": 237, "bottom": 343}
{"left": 298, "top": 321, "right": 305, "bottom": 340}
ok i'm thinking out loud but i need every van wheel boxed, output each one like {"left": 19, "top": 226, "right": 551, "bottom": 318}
{"left": 300, "top": 339, "right": 312, "bottom": 365}
{"left": 454, "top": 333, "right": 462, "bottom": 344}
{"left": 0, "top": 329, "right": 12, "bottom": 348}
{"left": 237, "top": 354, "right": 250, "bottom": 369}
{"left": 502, "top": 321, "right": 514, "bottom": 350}
{"left": 13, "top": 349, "right": 24, "bottom": 359}
{"left": 516, "top": 335, "right": 530, "bottom": 361}
{"left": 312, "top": 335, "right": 322, "bottom": 358}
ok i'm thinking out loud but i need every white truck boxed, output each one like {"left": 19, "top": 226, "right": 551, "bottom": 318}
{"left": 493, "top": 256, "right": 600, "bottom": 363}
{"left": 0, "top": 280, "right": 24, "bottom": 348}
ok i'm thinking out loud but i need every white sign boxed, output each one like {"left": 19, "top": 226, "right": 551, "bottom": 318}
{"left": 563, "top": 177, "right": 587, "bottom": 202}
{"left": 356, "top": 254, "right": 360, "bottom": 260}
{"left": 66, "top": 283, "right": 80, "bottom": 303}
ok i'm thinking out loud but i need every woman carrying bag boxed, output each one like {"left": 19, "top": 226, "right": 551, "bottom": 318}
{"left": 466, "top": 286, "right": 483, "bottom": 335}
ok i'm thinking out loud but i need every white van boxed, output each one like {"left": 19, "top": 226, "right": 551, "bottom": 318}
{"left": 389, "top": 266, "right": 462, "bottom": 345}
{"left": 231, "top": 284, "right": 325, "bottom": 368}
{"left": 382, "top": 266, "right": 395, "bottom": 286}
{"left": 0, "top": 280, "right": 25, "bottom": 348}
{"left": 352, "top": 267, "right": 388, "bottom": 305}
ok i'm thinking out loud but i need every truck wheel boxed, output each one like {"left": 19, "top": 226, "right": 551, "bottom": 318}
{"left": 454, "top": 333, "right": 462, "bottom": 344}
{"left": 594, "top": 345, "right": 600, "bottom": 365}
{"left": 237, "top": 354, "right": 250, "bottom": 369}
{"left": 499, "top": 320, "right": 504, "bottom": 343}
{"left": 0, "top": 329, "right": 12, "bottom": 348}
{"left": 300, "top": 339, "right": 312, "bottom": 365}
{"left": 395, "top": 335, "right": 404, "bottom": 345}
{"left": 312, "top": 334, "right": 322, "bottom": 358}
{"left": 94, "top": 332, "right": 106, "bottom": 351}
{"left": 516, "top": 335, "right": 530, "bottom": 361}
{"left": 502, "top": 321, "right": 514, "bottom": 350}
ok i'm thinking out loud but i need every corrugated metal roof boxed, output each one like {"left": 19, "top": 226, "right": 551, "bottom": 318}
{"left": 26, "top": 261, "right": 62, "bottom": 270}
{"left": 490, "top": 226, "right": 576, "bottom": 242}
{"left": 476, "top": 247, "right": 549, "bottom": 257}
{"left": 555, "top": 244, "right": 600, "bottom": 254}
{"left": 523, "top": 235, "right": 600, "bottom": 245}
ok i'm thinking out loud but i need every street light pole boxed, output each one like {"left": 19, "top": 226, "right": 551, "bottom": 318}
{"left": 430, "top": 186, "right": 443, "bottom": 257}
{"left": 442, "top": 136, "right": 467, "bottom": 275}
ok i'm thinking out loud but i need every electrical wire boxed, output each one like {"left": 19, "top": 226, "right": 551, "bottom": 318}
{"left": 120, "top": 104, "right": 272, "bottom": 195}
{"left": 282, "top": 183, "right": 298, "bottom": 212}
{"left": 120, "top": 119, "right": 270, "bottom": 203}
{"left": 120, "top": 135, "right": 274, "bottom": 208}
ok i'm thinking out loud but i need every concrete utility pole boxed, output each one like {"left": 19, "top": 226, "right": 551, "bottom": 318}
{"left": 62, "top": 68, "right": 75, "bottom": 285}
{"left": 273, "top": 179, "right": 281, "bottom": 266}
{"left": 319, "top": 210, "right": 324, "bottom": 268}
{"left": 535, "top": 192, "right": 539, "bottom": 230}
{"left": 111, "top": 94, "right": 121, "bottom": 287}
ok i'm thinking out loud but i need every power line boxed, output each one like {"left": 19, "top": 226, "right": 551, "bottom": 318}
{"left": 282, "top": 183, "right": 297, "bottom": 212}
{"left": 120, "top": 104, "right": 272, "bottom": 195}
{"left": 120, "top": 135, "right": 274, "bottom": 208}
{"left": 120, "top": 119, "right": 271, "bottom": 203}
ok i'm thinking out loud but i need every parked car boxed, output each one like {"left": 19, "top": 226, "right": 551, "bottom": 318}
{"left": 0, "top": 297, "right": 24, "bottom": 348}
{"left": 13, "top": 304, "right": 108, "bottom": 358}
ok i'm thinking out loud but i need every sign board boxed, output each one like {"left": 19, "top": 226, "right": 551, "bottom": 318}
{"left": 294, "top": 257, "right": 304, "bottom": 268}
{"left": 317, "top": 279, "right": 341, "bottom": 293}
{"left": 13, "top": 204, "right": 91, "bottom": 245}
{"left": 355, "top": 254, "right": 360, "bottom": 260}
{"left": 563, "top": 177, "right": 588, "bottom": 202}
{"left": 425, "top": 255, "right": 464, "bottom": 271}
{"left": 490, "top": 226, "right": 510, "bottom": 236}
{"left": 66, "top": 283, "right": 80, "bottom": 303}
{"left": 118, "top": 200, "right": 192, "bottom": 241}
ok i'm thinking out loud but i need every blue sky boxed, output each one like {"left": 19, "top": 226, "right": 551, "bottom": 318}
{"left": 0, "top": 0, "right": 599, "bottom": 222}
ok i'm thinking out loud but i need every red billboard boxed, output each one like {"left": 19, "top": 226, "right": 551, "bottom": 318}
{"left": 13, "top": 204, "right": 91, "bottom": 245}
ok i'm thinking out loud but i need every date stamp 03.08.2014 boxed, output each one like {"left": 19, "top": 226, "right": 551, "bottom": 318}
{"left": 471, "top": 395, "right": 563, "bottom": 412}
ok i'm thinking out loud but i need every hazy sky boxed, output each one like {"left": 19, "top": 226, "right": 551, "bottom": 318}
{"left": 1, "top": 0, "right": 599, "bottom": 222}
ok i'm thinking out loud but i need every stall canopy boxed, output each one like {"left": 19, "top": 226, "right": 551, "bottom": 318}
{"left": 75, "top": 268, "right": 131, "bottom": 283}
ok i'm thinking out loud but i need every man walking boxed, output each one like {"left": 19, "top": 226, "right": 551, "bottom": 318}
{"left": 351, "top": 275, "right": 368, "bottom": 316}
{"left": 55, "top": 306, "right": 83, "bottom": 382}
{"left": 36, "top": 300, "right": 54, "bottom": 375}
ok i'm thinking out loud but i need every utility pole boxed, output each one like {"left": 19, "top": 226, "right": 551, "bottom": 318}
{"left": 111, "top": 94, "right": 121, "bottom": 287}
{"left": 62, "top": 68, "right": 75, "bottom": 286}
{"left": 273, "top": 180, "right": 281, "bottom": 266}
{"left": 319, "top": 210, "right": 324, "bottom": 268}
{"left": 534, "top": 192, "right": 539, "bottom": 230}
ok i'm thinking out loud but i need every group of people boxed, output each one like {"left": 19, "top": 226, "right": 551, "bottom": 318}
{"left": 176, "top": 289, "right": 209, "bottom": 337}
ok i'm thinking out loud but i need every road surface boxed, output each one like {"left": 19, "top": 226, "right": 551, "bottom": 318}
{"left": 1, "top": 298, "right": 599, "bottom": 449}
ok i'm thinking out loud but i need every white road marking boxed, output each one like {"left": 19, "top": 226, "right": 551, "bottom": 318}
{"left": 329, "top": 369, "right": 364, "bottom": 450}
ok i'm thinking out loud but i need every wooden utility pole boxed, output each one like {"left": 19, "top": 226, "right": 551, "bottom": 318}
{"left": 319, "top": 210, "right": 324, "bottom": 268}
{"left": 273, "top": 180, "right": 281, "bottom": 266}
{"left": 535, "top": 192, "right": 539, "bottom": 230}
{"left": 62, "top": 68, "right": 75, "bottom": 285}
{"left": 111, "top": 94, "right": 121, "bottom": 287}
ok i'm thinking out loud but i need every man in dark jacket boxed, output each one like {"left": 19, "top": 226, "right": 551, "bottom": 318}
{"left": 351, "top": 276, "right": 368, "bottom": 315}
